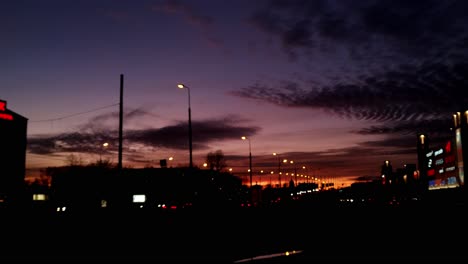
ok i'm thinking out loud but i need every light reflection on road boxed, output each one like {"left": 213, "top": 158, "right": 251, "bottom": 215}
{"left": 233, "top": 250, "right": 303, "bottom": 263}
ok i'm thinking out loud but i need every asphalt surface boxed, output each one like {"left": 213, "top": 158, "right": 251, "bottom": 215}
{"left": 1, "top": 201, "right": 467, "bottom": 263}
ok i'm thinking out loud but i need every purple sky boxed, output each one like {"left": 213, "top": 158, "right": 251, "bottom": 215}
{"left": 3, "top": 0, "right": 468, "bottom": 186}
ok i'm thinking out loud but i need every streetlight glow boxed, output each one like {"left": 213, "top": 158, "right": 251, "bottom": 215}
{"left": 177, "top": 83, "right": 193, "bottom": 169}
{"left": 273, "top": 152, "right": 283, "bottom": 188}
{"left": 241, "top": 136, "right": 253, "bottom": 188}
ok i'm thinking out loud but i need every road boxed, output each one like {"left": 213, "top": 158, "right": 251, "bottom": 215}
{"left": 1, "top": 201, "right": 467, "bottom": 262}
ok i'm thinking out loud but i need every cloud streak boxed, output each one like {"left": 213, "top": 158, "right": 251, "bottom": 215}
{"left": 249, "top": 0, "right": 468, "bottom": 61}
{"left": 27, "top": 114, "right": 260, "bottom": 155}
{"left": 241, "top": 0, "right": 468, "bottom": 128}
{"left": 232, "top": 62, "right": 468, "bottom": 123}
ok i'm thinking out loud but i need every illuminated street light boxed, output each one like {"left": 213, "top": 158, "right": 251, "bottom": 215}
{"left": 241, "top": 136, "right": 252, "bottom": 188}
{"left": 100, "top": 142, "right": 109, "bottom": 162}
{"left": 273, "top": 153, "right": 282, "bottom": 188}
{"left": 177, "top": 83, "right": 193, "bottom": 170}
{"left": 290, "top": 160, "right": 298, "bottom": 187}
{"left": 168, "top": 156, "right": 174, "bottom": 168}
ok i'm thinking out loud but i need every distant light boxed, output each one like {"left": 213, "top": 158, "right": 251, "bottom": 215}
{"left": 133, "top": 194, "right": 146, "bottom": 203}
{"left": 177, "top": 84, "right": 185, "bottom": 89}
{"left": 32, "top": 194, "right": 47, "bottom": 201}
{"left": 103, "top": 142, "right": 109, "bottom": 147}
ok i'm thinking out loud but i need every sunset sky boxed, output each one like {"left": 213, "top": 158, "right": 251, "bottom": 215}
{"left": 3, "top": 0, "right": 468, "bottom": 186}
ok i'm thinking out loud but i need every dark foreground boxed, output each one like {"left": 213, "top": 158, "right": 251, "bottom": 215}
{"left": 1, "top": 200, "right": 467, "bottom": 263}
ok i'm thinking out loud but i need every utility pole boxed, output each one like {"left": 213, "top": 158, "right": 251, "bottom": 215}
{"left": 118, "top": 74, "right": 123, "bottom": 172}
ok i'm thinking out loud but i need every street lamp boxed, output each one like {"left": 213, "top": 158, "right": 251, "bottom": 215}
{"left": 290, "top": 160, "right": 297, "bottom": 187}
{"left": 100, "top": 142, "right": 109, "bottom": 162}
{"left": 168, "top": 156, "right": 174, "bottom": 168}
{"left": 241, "top": 136, "right": 252, "bottom": 188}
{"left": 273, "top": 153, "right": 282, "bottom": 188}
{"left": 177, "top": 84, "right": 193, "bottom": 169}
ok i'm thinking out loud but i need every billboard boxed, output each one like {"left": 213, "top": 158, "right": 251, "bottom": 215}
{"left": 427, "top": 139, "right": 463, "bottom": 190}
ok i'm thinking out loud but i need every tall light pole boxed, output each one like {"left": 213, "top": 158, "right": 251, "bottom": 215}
{"left": 241, "top": 136, "right": 252, "bottom": 188}
{"left": 290, "top": 160, "right": 297, "bottom": 187}
{"left": 100, "top": 142, "right": 109, "bottom": 162}
{"left": 177, "top": 84, "right": 193, "bottom": 170}
{"left": 273, "top": 153, "right": 281, "bottom": 188}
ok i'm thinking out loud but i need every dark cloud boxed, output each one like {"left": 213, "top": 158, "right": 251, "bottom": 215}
{"left": 249, "top": 0, "right": 468, "bottom": 61}
{"left": 236, "top": 1, "right": 468, "bottom": 169}
{"left": 354, "top": 118, "right": 454, "bottom": 139}
{"left": 27, "top": 115, "right": 260, "bottom": 155}
{"left": 232, "top": 61, "right": 468, "bottom": 125}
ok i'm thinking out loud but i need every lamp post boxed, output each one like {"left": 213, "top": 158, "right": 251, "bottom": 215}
{"left": 273, "top": 153, "right": 281, "bottom": 188}
{"left": 302, "top": 166, "right": 307, "bottom": 184}
{"left": 241, "top": 136, "right": 252, "bottom": 188}
{"left": 100, "top": 142, "right": 109, "bottom": 162}
{"left": 168, "top": 156, "right": 174, "bottom": 168}
{"left": 290, "top": 160, "right": 297, "bottom": 187}
{"left": 177, "top": 84, "right": 193, "bottom": 170}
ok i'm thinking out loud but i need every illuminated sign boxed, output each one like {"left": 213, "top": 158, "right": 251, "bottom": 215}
{"left": 427, "top": 169, "right": 435, "bottom": 176}
{"left": 445, "top": 141, "right": 452, "bottom": 153}
{"left": 445, "top": 155, "right": 456, "bottom": 164}
{"left": 456, "top": 128, "right": 464, "bottom": 185}
{"left": 426, "top": 151, "right": 433, "bottom": 157}
{"left": 428, "top": 136, "right": 463, "bottom": 190}
{"left": 132, "top": 194, "right": 146, "bottom": 203}
{"left": 0, "top": 100, "right": 13, "bottom": 121}
{"left": 446, "top": 166, "right": 456, "bottom": 172}
{"left": 434, "top": 148, "right": 444, "bottom": 156}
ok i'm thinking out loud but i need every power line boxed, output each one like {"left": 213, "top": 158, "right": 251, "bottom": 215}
{"left": 29, "top": 103, "right": 119, "bottom": 123}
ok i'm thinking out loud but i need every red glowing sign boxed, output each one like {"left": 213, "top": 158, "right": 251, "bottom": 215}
{"left": 445, "top": 141, "right": 452, "bottom": 153}
{"left": 0, "top": 100, "right": 13, "bottom": 121}
{"left": 445, "top": 154, "right": 456, "bottom": 164}
{"left": 427, "top": 169, "right": 435, "bottom": 177}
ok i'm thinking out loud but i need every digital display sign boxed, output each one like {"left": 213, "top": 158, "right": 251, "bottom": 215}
{"left": 427, "top": 140, "right": 463, "bottom": 190}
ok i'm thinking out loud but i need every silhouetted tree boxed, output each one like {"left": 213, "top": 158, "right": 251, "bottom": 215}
{"left": 65, "top": 154, "right": 83, "bottom": 166}
{"left": 206, "top": 150, "right": 227, "bottom": 171}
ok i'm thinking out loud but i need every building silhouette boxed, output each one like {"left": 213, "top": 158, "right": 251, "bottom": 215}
{"left": 0, "top": 99, "right": 28, "bottom": 207}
